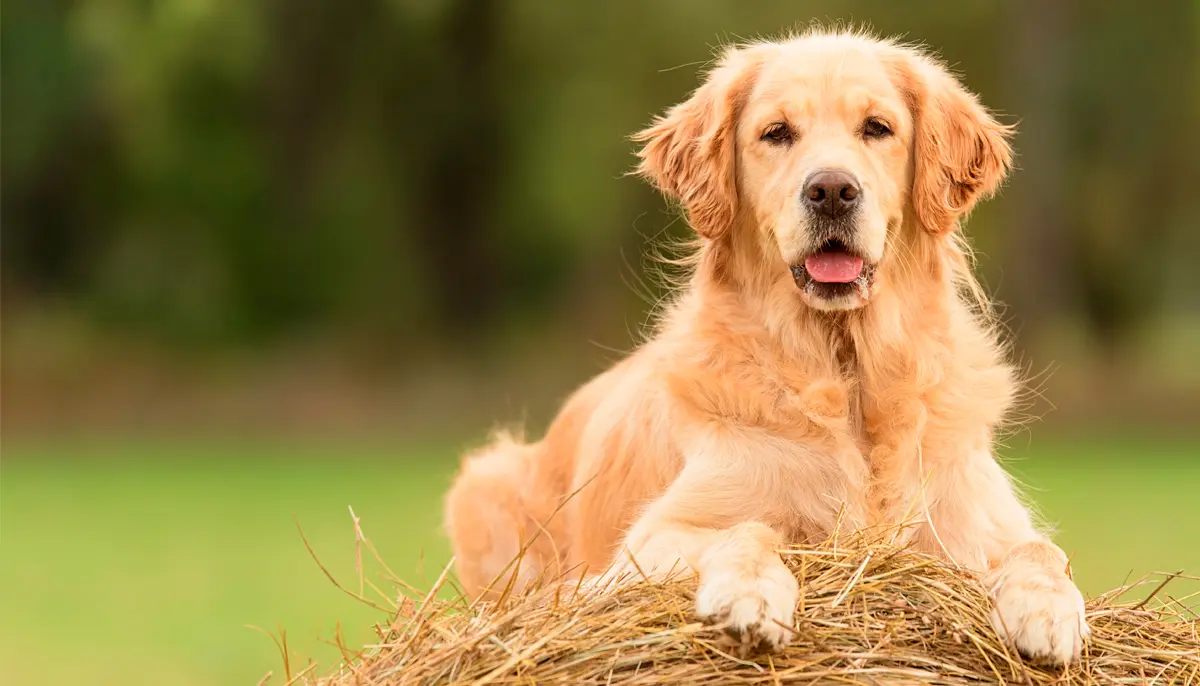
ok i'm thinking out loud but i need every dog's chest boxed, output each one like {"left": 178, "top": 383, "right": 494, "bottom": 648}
{"left": 833, "top": 330, "right": 867, "bottom": 444}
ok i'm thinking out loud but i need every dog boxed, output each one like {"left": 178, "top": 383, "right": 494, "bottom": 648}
{"left": 444, "top": 29, "right": 1090, "bottom": 666}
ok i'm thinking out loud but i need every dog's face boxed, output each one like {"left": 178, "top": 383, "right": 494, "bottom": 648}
{"left": 636, "top": 32, "right": 1012, "bottom": 311}
{"left": 739, "top": 40, "right": 912, "bottom": 309}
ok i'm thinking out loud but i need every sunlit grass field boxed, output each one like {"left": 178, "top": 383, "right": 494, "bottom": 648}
{"left": 2, "top": 434, "right": 1197, "bottom": 685}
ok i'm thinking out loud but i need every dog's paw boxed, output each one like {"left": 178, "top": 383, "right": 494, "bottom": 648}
{"left": 694, "top": 556, "right": 799, "bottom": 655}
{"left": 988, "top": 561, "right": 1090, "bottom": 666}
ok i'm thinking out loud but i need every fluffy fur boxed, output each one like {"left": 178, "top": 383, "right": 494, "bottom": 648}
{"left": 445, "top": 29, "right": 1089, "bottom": 665}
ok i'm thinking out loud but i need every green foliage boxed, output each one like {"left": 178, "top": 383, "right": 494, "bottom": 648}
{"left": 3, "top": 1, "right": 1198, "bottom": 352}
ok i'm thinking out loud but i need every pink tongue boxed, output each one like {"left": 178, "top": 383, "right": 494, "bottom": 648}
{"left": 804, "top": 252, "right": 864, "bottom": 283}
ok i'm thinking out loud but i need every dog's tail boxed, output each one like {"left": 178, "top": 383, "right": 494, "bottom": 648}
{"left": 444, "top": 431, "right": 553, "bottom": 598}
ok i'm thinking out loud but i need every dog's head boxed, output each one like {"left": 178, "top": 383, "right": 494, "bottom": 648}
{"left": 635, "top": 31, "right": 1013, "bottom": 311}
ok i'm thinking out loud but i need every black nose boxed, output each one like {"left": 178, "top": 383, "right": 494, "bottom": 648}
{"left": 804, "top": 170, "right": 860, "bottom": 219}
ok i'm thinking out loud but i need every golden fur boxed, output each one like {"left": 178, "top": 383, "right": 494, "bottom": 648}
{"left": 445, "top": 29, "right": 1089, "bottom": 665}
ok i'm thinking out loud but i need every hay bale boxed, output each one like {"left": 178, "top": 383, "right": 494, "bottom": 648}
{"left": 319, "top": 533, "right": 1198, "bottom": 685}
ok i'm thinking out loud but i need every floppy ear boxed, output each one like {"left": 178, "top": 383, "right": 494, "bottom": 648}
{"left": 632, "top": 47, "right": 761, "bottom": 239}
{"left": 895, "top": 52, "right": 1014, "bottom": 234}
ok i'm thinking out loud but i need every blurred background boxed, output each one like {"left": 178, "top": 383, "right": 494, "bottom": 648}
{"left": 2, "top": 1, "right": 1198, "bottom": 685}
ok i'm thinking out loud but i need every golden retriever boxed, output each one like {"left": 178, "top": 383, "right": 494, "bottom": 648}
{"left": 444, "top": 29, "right": 1090, "bottom": 665}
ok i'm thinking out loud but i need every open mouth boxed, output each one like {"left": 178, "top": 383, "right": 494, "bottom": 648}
{"left": 789, "top": 239, "right": 876, "bottom": 302}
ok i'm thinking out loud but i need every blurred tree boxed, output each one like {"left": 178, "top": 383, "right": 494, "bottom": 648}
{"left": 1066, "top": 0, "right": 1199, "bottom": 360}
{"left": 1, "top": 1, "right": 117, "bottom": 299}
{"left": 998, "top": 0, "right": 1200, "bottom": 360}
{"left": 1001, "top": 0, "right": 1078, "bottom": 346}
{"left": 1, "top": 0, "right": 1196, "bottom": 368}
{"left": 405, "top": 0, "right": 506, "bottom": 337}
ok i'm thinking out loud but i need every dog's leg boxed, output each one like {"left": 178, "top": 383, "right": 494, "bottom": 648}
{"left": 915, "top": 445, "right": 1089, "bottom": 666}
{"left": 605, "top": 460, "right": 798, "bottom": 653}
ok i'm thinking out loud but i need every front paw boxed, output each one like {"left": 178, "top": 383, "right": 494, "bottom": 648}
{"left": 987, "top": 562, "right": 1090, "bottom": 665}
{"left": 694, "top": 556, "right": 799, "bottom": 655}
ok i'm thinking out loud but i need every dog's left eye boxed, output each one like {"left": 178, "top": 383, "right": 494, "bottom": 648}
{"left": 862, "top": 118, "right": 893, "bottom": 139}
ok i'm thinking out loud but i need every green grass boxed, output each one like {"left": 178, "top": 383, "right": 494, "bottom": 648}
{"left": 1, "top": 435, "right": 1197, "bottom": 685}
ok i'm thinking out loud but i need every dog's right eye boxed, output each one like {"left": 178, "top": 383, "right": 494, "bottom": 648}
{"left": 761, "top": 123, "right": 793, "bottom": 145}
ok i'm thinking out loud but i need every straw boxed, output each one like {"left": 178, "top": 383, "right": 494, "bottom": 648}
{"left": 306, "top": 527, "right": 1198, "bottom": 685}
